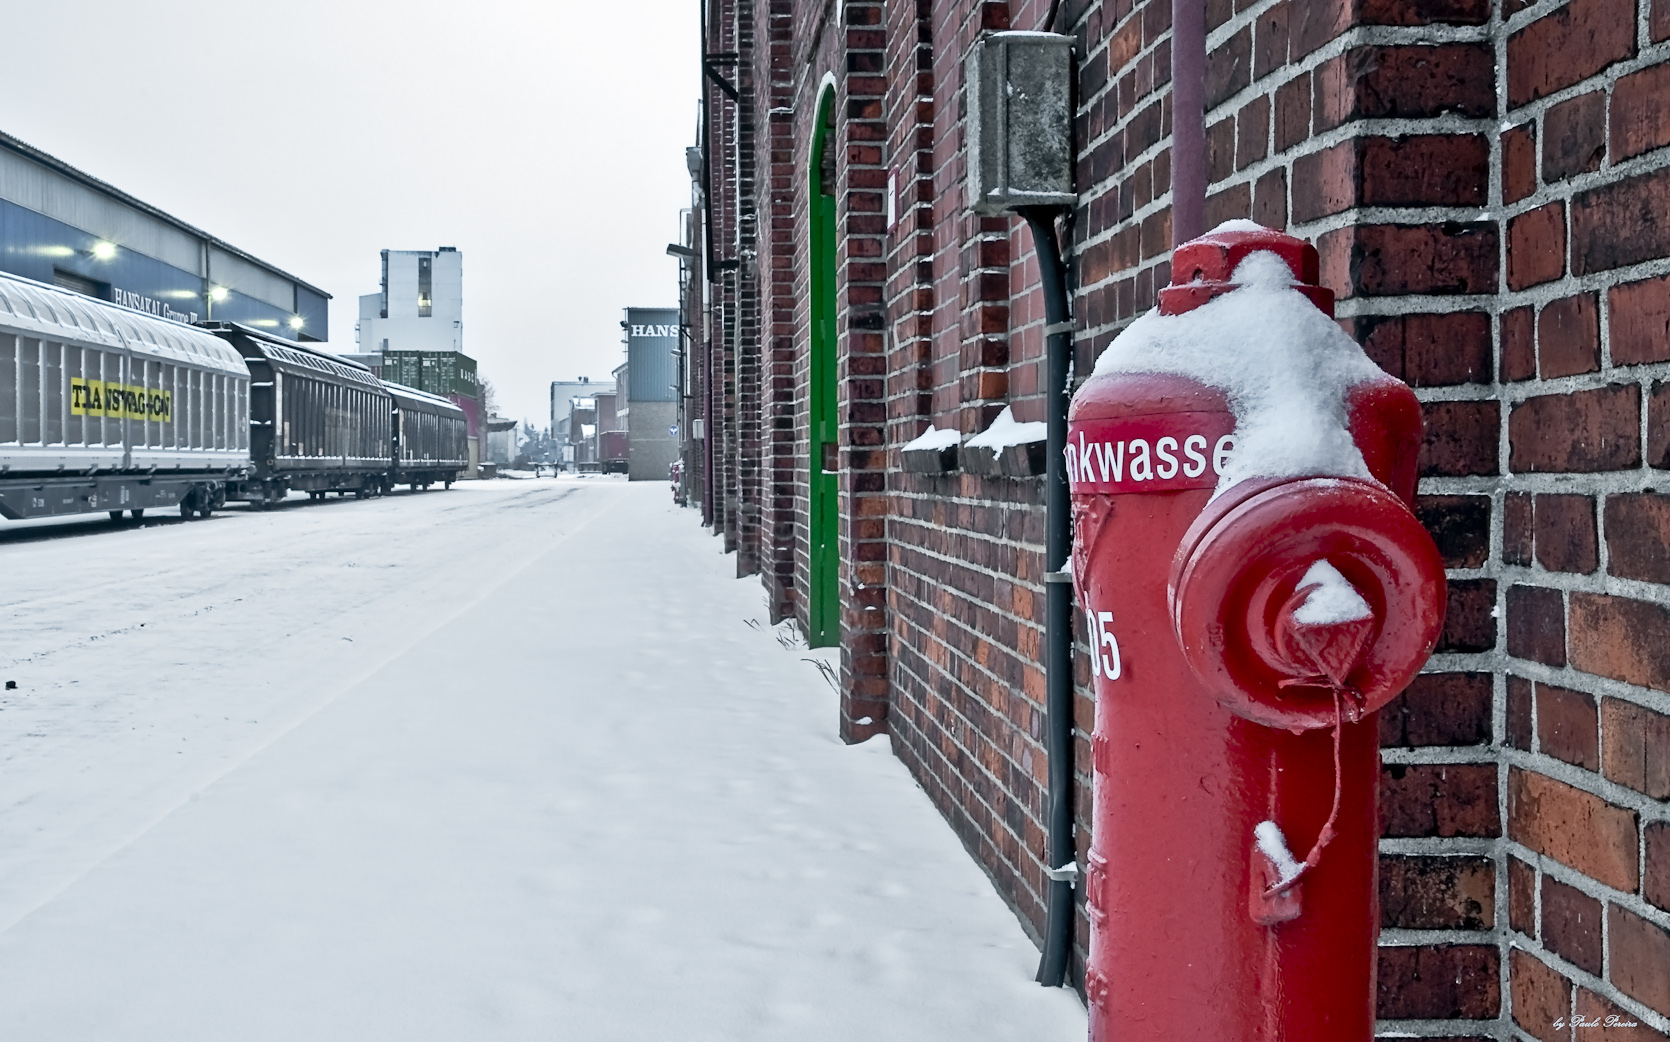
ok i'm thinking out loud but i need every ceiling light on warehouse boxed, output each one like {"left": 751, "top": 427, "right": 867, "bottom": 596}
{"left": 209, "top": 286, "right": 228, "bottom": 302}
{"left": 90, "top": 241, "right": 117, "bottom": 260}
{"left": 288, "top": 315, "right": 304, "bottom": 329}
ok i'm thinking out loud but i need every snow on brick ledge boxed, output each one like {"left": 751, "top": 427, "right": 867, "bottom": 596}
{"left": 901, "top": 425, "right": 961, "bottom": 474}
{"left": 961, "top": 406, "right": 1047, "bottom": 478}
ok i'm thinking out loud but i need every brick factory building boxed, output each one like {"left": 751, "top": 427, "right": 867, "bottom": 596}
{"left": 680, "top": 0, "right": 1670, "bottom": 1033}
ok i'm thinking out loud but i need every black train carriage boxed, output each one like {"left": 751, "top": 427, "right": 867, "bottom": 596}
{"left": 205, "top": 323, "right": 392, "bottom": 507}
{"left": 383, "top": 381, "right": 466, "bottom": 490}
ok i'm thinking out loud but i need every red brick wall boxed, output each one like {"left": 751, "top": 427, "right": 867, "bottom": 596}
{"left": 840, "top": 1, "right": 895, "bottom": 740}
{"left": 1067, "top": 0, "right": 1670, "bottom": 1034}
{"left": 760, "top": 0, "right": 799, "bottom": 622}
{"left": 712, "top": 0, "right": 894, "bottom": 736}
{"left": 1488, "top": 1, "right": 1670, "bottom": 1036}
{"left": 701, "top": 0, "right": 1670, "bottom": 1032}
{"left": 733, "top": 0, "right": 764, "bottom": 582}
{"left": 876, "top": 0, "right": 1095, "bottom": 955}
{"left": 703, "top": 0, "right": 743, "bottom": 557}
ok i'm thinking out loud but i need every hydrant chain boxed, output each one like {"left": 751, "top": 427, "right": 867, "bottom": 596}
{"left": 1262, "top": 683, "right": 1348, "bottom": 899}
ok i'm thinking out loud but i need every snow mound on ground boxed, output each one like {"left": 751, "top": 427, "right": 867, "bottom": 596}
{"left": 1090, "top": 248, "right": 1385, "bottom": 493}
{"left": 966, "top": 406, "right": 1046, "bottom": 450}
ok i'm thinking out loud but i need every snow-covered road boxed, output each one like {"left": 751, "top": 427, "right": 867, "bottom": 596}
{"left": 0, "top": 478, "right": 1085, "bottom": 1040}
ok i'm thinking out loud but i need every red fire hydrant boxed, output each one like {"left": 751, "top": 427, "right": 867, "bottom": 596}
{"left": 1068, "top": 224, "right": 1446, "bottom": 1041}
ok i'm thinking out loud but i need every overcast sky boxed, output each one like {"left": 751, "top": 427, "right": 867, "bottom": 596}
{"left": 0, "top": 0, "right": 699, "bottom": 426}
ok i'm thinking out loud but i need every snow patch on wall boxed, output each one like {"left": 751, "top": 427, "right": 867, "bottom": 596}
{"left": 902, "top": 426, "right": 962, "bottom": 452}
{"left": 1089, "top": 241, "right": 1385, "bottom": 493}
{"left": 966, "top": 406, "right": 1046, "bottom": 450}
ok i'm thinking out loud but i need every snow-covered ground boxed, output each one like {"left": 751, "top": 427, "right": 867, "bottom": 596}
{"left": 0, "top": 477, "right": 1085, "bottom": 1040}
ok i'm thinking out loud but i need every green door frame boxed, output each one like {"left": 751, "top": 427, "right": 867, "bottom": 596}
{"left": 808, "top": 86, "right": 839, "bottom": 648}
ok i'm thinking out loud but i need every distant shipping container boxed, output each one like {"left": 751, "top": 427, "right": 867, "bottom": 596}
{"left": 599, "top": 429, "right": 629, "bottom": 471}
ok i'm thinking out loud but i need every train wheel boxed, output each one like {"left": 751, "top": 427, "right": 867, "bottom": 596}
{"left": 179, "top": 501, "right": 193, "bottom": 519}
{"left": 130, "top": 509, "right": 144, "bottom": 519}
{"left": 108, "top": 510, "right": 123, "bottom": 521}
{"left": 199, "top": 507, "right": 213, "bottom": 518}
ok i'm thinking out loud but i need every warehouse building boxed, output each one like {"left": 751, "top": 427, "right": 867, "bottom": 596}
{"left": 0, "top": 130, "right": 329, "bottom": 339}
{"left": 549, "top": 377, "right": 614, "bottom": 469}
{"left": 617, "top": 307, "right": 681, "bottom": 482}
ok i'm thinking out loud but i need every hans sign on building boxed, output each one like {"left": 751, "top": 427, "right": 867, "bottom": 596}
{"left": 622, "top": 307, "right": 680, "bottom": 481}
{"left": 625, "top": 309, "right": 679, "bottom": 403}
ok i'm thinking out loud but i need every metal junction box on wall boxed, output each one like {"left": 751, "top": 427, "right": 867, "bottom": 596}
{"left": 966, "top": 31, "right": 1076, "bottom": 215}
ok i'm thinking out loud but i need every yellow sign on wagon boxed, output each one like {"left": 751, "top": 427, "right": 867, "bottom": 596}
{"left": 70, "top": 378, "right": 171, "bottom": 422}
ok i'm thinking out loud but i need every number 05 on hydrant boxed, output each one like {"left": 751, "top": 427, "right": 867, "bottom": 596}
{"left": 1068, "top": 223, "right": 1447, "bottom": 1042}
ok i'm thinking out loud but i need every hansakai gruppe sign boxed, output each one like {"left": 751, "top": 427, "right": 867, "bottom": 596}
{"left": 1066, "top": 411, "right": 1236, "bottom": 494}
{"left": 70, "top": 378, "right": 172, "bottom": 422}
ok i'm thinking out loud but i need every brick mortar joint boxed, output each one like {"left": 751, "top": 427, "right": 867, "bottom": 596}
{"left": 889, "top": 585, "right": 1047, "bottom": 671}
{"left": 1382, "top": 836, "right": 1501, "bottom": 855}
{"left": 1373, "top": 1016, "right": 1502, "bottom": 1035}
{"left": 1508, "top": 839, "right": 1670, "bottom": 925}
{"left": 1190, "top": 22, "right": 1498, "bottom": 136}
{"left": 1494, "top": 563, "right": 1670, "bottom": 615}
{"left": 1496, "top": 257, "right": 1670, "bottom": 316}
{"left": 1498, "top": 38, "right": 1670, "bottom": 121}
{"left": 1508, "top": 938, "right": 1670, "bottom": 1036}
{"left": 1500, "top": 745, "right": 1670, "bottom": 819}
{"left": 1501, "top": 148, "right": 1670, "bottom": 225}
{"left": 1076, "top": 189, "right": 1175, "bottom": 255}
{"left": 1498, "top": 644, "right": 1670, "bottom": 714}
{"left": 1381, "top": 745, "right": 1505, "bottom": 765}
{"left": 881, "top": 671, "right": 1055, "bottom": 834}
{"left": 1204, "top": 0, "right": 1494, "bottom": 55}
{"left": 1378, "top": 927, "right": 1499, "bottom": 947}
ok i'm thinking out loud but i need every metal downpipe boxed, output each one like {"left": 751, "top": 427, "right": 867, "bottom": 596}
{"left": 1171, "top": 0, "right": 1207, "bottom": 243}
{"left": 1021, "top": 208, "right": 1076, "bottom": 989}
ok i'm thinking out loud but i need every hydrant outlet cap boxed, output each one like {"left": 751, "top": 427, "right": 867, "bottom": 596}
{"left": 1159, "top": 223, "right": 1335, "bottom": 317}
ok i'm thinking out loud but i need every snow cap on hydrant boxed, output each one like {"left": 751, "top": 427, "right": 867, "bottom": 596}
{"left": 1086, "top": 219, "right": 1390, "bottom": 497}
{"left": 1068, "top": 221, "right": 1447, "bottom": 1042}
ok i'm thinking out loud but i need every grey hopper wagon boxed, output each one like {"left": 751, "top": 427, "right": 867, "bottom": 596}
{"left": 0, "top": 269, "right": 250, "bottom": 521}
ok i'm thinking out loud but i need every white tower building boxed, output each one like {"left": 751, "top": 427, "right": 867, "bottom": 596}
{"left": 356, "top": 247, "right": 463, "bottom": 354}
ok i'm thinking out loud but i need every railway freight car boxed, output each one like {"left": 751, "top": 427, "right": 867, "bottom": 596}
{"left": 0, "top": 270, "right": 250, "bottom": 521}
{"left": 204, "top": 323, "right": 392, "bottom": 507}
{"left": 384, "top": 381, "right": 466, "bottom": 490}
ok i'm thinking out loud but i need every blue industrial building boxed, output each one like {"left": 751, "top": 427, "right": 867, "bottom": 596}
{"left": 0, "top": 130, "right": 328, "bottom": 340}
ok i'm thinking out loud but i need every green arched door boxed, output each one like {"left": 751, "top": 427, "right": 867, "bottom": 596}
{"left": 808, "top": 87, "right": 838, "bottom": 648}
